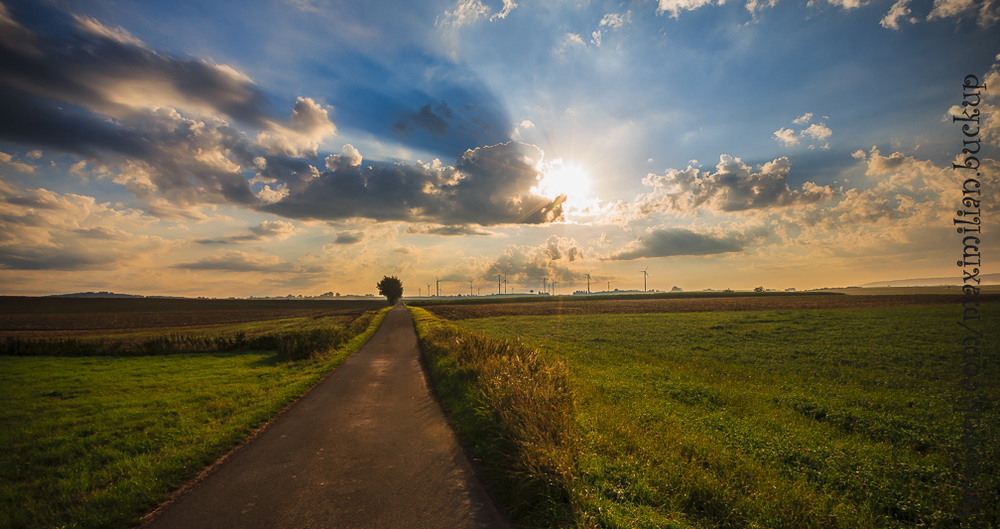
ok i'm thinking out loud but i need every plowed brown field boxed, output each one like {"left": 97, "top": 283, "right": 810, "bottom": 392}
{"left": 424, "top": 293, "right": 998, "bottom": 320}
{"left": 0, "top": 297, "right": 385, "bottom": 331}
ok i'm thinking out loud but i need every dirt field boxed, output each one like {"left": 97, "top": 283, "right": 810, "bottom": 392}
{"left": 424, "top": 293, "right": 999, "bottom": 320}
{"left": 0, "top": 297, "right": 386, "bottom": 331}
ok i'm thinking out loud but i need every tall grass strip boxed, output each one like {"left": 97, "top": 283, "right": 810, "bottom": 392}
{"left": 409, "top": 307, "right": 577, "bottom": 528}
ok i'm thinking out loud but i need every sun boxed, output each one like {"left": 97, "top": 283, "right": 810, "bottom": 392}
{"left": 533, "top": 159, "right": 593, "bottom": 208}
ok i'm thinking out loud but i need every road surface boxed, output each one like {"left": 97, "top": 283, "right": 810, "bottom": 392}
{"left": 140, "top": 305, "right": 509, "bottom": 529}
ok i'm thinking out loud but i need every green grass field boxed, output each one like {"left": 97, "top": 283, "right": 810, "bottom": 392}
{"left": 0, "top": 307, "right": 387, "bottom": 529}
{"left": 451, "top": 304, "right": 998, "bottom": 528}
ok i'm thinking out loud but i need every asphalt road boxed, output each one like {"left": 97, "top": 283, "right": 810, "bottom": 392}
{"left": 140, "top": 305, "right": 509, "bottom": 529}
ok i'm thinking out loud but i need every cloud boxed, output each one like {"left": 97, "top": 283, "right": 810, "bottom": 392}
{"left": 606, "top": 228, "right": 743, "bottom": 260}
{"left": 773, "top": 128, "right": 799, "bottom": 146}
{"left": 656, "top": 0, "right": 722, "bottom": 18}
{"left": 393, "top": 102, "right": 452, "bottom": 136}
{"left": 0, "top": 151, "right": 34, "bottom": 173}
{"left": 256, "top": 97, "right": 336, "bottom": 157}
{"left": 746, "top": 0, "right": 779, "bottom": 16}
{"left": 325, "top": 144, "right": 363, "bottom": 170}
{"left": 333, "top": 231, "right": 364, "bottom": 244}
{"left": 946, "top": 58, "right": 1000, "bottom": 148}
{"left": 765, "top": 148, "right": 998, "bottom": 262}
{"left": 491, "top": 0, "right": 518, "bottom": 21}
{"left": 773, "top": 113, "right": 832, "bottom": 149}
{"left": 406, "top": 224, "right": 493, "bottom": 236}
{"left": 802, "top": 123, "right": 833, "bottom": 146}
{"left": 0, "top": 182, "right": 169, "bottom": 270}
{"left": 72, "top": 15, "right": 146, "bottom": 48}
{"left": 633, "top": 155, "right": 836, "bottom": 215}
{"left": 558, "top": 33, "right": 587, "bottom": 54}
{"left": 825, "top": 0, "right": 864, "bottom": 9}
{"left": 172, "top": 250, "right": 318, "bottom": 274}
{"left": 437, "top": 0, "right": 517, "bottom": 27}
{"left": 483, "top": 236, "right": 584, "bottom": 286}
{"left": 928, "top": 0, "right": 977, "bottom": 20}
{"left": 881, "top": 0, "right": 916, "bottom": 29}
{"left": 196, "top": 220, "right": 299, "bottom": 245}
{"left": 876, "top": 0, "right": 1000, "bottom": 29}
{"left": 0, "top": 7, "right": 337, "bottom": 215}
{"left": 592, "top": 11, "right": 631, "bottom": 47}
{"left": 263, "top": 141, "right": 566, "bottom": 225}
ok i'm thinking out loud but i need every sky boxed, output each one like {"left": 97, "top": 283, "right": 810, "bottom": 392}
{"left": 1, "top": 0, "right": 998, "bottom": 297}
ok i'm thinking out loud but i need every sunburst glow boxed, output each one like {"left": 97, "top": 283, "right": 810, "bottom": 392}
{"left": 533, "top": 159, "right": 593, "bottom": 209}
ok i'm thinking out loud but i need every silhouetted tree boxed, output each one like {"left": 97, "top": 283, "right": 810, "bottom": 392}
{"left": 377, "top": 276, "right": 404, "bottom": 305}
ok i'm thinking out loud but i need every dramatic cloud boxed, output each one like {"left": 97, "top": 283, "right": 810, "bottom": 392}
{"left": 195, "top": 220, "right": 298, "bottom": 245}
{"left": 0, "top": 7, "right": 340, "bottom": 215}
{"left": 606, "top": 228, "right": 742, "bottom": 260}
{"left": 333, "top": 231, "right": 364, "bottom": 244}
{"left": 394, "top": 102, "right": 452, "bottom": 136}
{"left": 0, "top": 182, "right": 168, "bottom": 270}
{"left": 406, "top": 225, "right": 493, "bottom": 236}
{"left": 325, "top": 144, "right": 363, "bottom": 170}
{"left": 263, "top": 142, "right": 565, "bottom": 225}
{"left": 256, "top": 97, "right": 336, "bottom": 157}
{"left": 172, "top": 250, "right": 320, "bottom": 274}
{"left": 633, "top": 155, "right": 836, "bottom": 215}
{"left": 483, "top": 236, "right": 584, "bottom": 286}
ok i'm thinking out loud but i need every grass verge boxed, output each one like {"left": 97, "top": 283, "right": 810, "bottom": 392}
{"left": 0, "top": 308, "right": 388, "bottom": 529}
{"left": 409, "top": 307, "right": 576, "bottom": 527}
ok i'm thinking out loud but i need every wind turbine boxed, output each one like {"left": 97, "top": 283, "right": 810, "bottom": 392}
{"left": 469, "top": 280, "right": 473, "bottom": 296}
{"left": 585, "top": 273, "right": 592, "bottom": 294}
{"left": 436, "top": 277, "right": 441, "bottom": 297}
{"left": 542, "top": 277, "right": 547, "bottom": 294}
{"left": 642, "top": 267, "right": 649, "bottom": 292}
{"left": 497, "top": 274, "right": 502, "bottom": 295}
{"left": 502, "top": 276, "right": 509, "bottom": 295}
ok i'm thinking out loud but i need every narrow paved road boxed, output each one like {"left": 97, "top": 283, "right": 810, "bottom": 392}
{"left": 141, "top": 305, "right": 509, "bottom": 529}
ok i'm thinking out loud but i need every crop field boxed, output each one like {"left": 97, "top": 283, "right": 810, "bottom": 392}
{"left": 0, "top": 299, "right": 387, "bottom": 529}
{"left": 420, "top": 292, "right": 998, "bottom": 320}
{"left": 429, "top": 298, "right": 998, "bottom": 528}
{"left": 0, "top": 297, "right": 384, "bottom": 333}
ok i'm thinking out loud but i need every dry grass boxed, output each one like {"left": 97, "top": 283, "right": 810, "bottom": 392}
{"left": 409, "top": 307, "right": 577, "bottom": 527}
